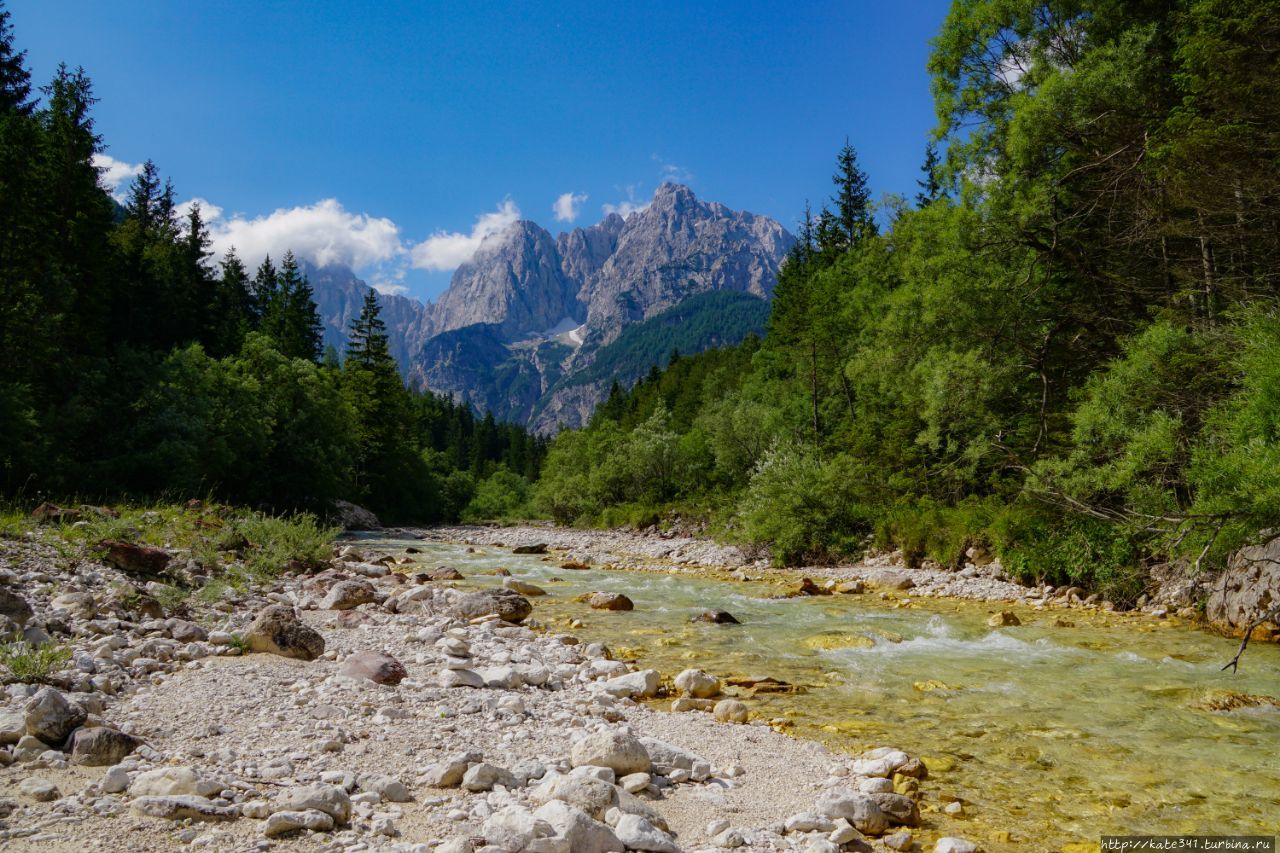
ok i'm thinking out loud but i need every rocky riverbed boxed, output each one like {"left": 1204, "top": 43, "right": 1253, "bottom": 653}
{"left": 0, "top": 522, "right": 983, "bottom": 852}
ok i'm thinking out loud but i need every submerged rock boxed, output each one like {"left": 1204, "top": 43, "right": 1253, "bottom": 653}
{"left": 513, "top": 544, "right": 548, "bottom": 554}
{"left": 692, "top": 609, "right": 739, "bottom": 624}
{"left": 986, "top": 610, "right": 1021, "bottom": 627}
{"left": 587, "top": 592, "right": 633, "bottom": 611}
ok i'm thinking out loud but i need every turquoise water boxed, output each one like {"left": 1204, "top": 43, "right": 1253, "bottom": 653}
{"left": 357, "top": 534, "right": 1280, "bottom": 850}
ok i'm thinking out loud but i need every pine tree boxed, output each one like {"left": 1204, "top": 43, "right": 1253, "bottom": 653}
{"left": 208, "top": 247, "right": 251, "bottom": 355}
{"left": 251, "top": 254, "right": 278, "bottom": 324}
{"left": 274, "top": 251, "right": 322, "bottom": 362}
{"left": 0, "top": 3, "right": 32, "bottom": 115}
{"left": 125, "top": 159, "right": 162, "bottom": 235}
{"left": 916, "top": 141, "right": 943, "bottom": 207}
{"left": 831, "top": 140, "right": 875, "bottom": 248}
{"left": 346, "top": 289, "right": 390, "bottom": 371}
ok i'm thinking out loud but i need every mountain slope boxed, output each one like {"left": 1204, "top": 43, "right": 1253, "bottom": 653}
{"left": 307, "top": 183, "right": 793, "bottom": 431}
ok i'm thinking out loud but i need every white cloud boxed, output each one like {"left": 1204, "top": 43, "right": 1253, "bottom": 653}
{"left": 603, "top": 185, "right": 650, "bottom": 219}
{"left": 410, "top": 199, "right": 521, "bottom": 271}
{"left": 92, "top": 153, "right": 143, "bottom": 198}
{"left": 173, "top": 197, "right": 223, "bottom": 223}
{"left": 200, "top": 198, "right": 404, "bottom": 271}
{"left": 553, "top": 191, "right": 587, "bottom": 223}
{"left": 652, "top": 154, "right": 693, "bottom": 184}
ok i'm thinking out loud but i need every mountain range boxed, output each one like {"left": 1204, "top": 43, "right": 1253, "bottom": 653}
{"left": 308, "top": 183, "right": 794, "bottom": 432}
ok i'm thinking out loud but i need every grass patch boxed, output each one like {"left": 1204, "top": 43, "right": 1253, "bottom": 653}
{"left": 0, "top": 641, "right": 71, "bottom": 684}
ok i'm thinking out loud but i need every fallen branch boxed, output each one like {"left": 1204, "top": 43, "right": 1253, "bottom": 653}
{"left": 1221, "top": 603, "right": 1280, "bottom": 672}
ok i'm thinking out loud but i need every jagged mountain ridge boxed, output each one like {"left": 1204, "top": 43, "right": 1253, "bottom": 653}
{"left": 308, "top": 183, "right": 794, "bottom": 430}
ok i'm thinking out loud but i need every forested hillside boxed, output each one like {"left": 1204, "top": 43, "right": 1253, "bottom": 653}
{"left": 535, "top": 0, "right": 1280, "bottom": 602}
{"left": 0, "top": 5, "right": 544, "bottom": 521}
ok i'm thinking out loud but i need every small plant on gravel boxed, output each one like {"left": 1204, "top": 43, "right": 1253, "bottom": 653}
{"left": 150, "top": 583, "right": 189, "bottom": 613}
{"left": 0, "top": 641, "right": 72, "bottom": 684}
{"left": 0, "top": 505, "right": 34, "bottom": 539}
{"left": 228, "top": 634, "right": 251, "bottom": 653}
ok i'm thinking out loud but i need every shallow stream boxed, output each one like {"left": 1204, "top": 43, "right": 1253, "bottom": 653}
{"left": 358, "top": 534, "right": 1280, "bottom": 849}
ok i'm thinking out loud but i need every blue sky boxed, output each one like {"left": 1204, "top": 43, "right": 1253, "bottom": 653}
{"left": 10, "top": 0, "right": 951, "bottom": 301}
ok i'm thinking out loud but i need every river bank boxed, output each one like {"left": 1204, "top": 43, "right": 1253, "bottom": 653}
{"left": 0, "top": 515, "right": 974, "bottom": 852}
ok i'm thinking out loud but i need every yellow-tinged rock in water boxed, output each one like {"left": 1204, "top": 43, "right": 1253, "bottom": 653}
{"left": 922, "top": 755, "right": 955, "bottom": 773}
{"left": 868, "top": 628, "right": 904, "bottom": 643}
{"left": 913, "top": 679, "right": 954, "bottom": 692}
{"left": 1060, "top": 843, "right": 1099, "bottom": 853}
{"left": 987, "top": 610, "right": 1021, "bottom": 627}
{"left": 1189, "top": 689, "right": 1280, "bottom": 712}
{"left": 1052, "top": 617, "right": 1075, "bottom": 627}
{"left": 803, "top": 633, "right": 875, "bottom": 651}
{"left": 988, "top": 831, "right": 1012, "bottom": 844}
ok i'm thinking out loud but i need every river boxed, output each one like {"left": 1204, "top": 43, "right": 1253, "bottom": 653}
{"left": 356, "top": 532, "right": 1280, "bottom": 850}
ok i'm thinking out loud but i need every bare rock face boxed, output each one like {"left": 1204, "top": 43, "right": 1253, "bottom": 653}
{"left": 408, "top": 183, "right": 793, "bottom": 432}
{"left": 1207, "top": 537, "right": 1280, "bottom": 635}
{"left": 432, "top": 221, "right": 582, "bottom": 342}
{"left": 330, "top": 499, "right": 381, "bottom": 531}
{"left": 244, "top": 605, "right": 326, "bottom": 660}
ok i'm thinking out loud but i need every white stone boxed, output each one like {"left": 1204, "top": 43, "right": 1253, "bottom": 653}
{"left": 673, "top": 668, "right": 720, "bottom": 698}
{"left": 264, "top": 808, "right": 335, "bottom": 837}
{"left": 935, "top": 838, "right": 981, "bottom": 853}
{"left": 613, "top": 813, "right": 679, "bottom": 852}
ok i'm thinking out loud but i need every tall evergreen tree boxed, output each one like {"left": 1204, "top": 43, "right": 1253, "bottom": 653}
{"left": 0, "top": 3, "right": 32, "bottom": 115}
{"left": 916, "top": 141, "right": 943, "bottom": 207}
{"left": 250, "top": 254, "right": 278, "bottom": 324}
{"left": 831, "top": 140, "right": 875, "bottom": 247}
{"left": 346, "top": 289, "right": 390, "bottom": 371}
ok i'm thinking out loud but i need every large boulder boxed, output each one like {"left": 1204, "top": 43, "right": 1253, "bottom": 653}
{"left": 331, "top": 500, "right": 381, "bottom": 531}
{"left": 24, "top": 687, "right": 86, "bottom": 746}
{"left": 68, "top": 726, "right": 141, "bottom": 766}
{"left": 531, "top": 773, "right": 619, "bottom": 820}
{"left": 815, "top": 790, "right": 889, "bottom": 836}
{"left": 570, "top": 729, "right": 651, "bottom": 775}
{"left": 275, "top": 782, "right": 351, "bottom": 824}
{"left": 588, "top": 592, "right": 633, "bottom": 611}
{"left": 1207, "top": 537, "right": 1280, "bottom": 636}
{"left": 674, "top": 668, "right": 720, "bottom": 698}
{"left": 532, "top": 800, "right": 623, "bottom": 852}
{"left": 130, "top": 766, "right": 222, "bottom": 798}
{"left": 101, "top": 540, "right": 170, "bottom": 576}
{"left": 339, "top": 650, "right": 406, "bottom": 685}
{"left": 447, "top": 589, "right": 533, "bottom": 624}
{"left": 321, "top": 579, "right": 377, "bottom": 610}
{"left": 244, "top": 605, "right": 326, "bottom": 660}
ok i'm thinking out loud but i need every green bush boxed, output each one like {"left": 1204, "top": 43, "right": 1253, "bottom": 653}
{"left": 0, "top": 641, "right": 71, "bottom": 684}
{"left": 462, "top": 468, "right": 531, "bottom": 521}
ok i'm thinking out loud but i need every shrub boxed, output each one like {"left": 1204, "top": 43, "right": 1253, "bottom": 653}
{"left": 0, "top": 641, "right": 72, "bottom": 684}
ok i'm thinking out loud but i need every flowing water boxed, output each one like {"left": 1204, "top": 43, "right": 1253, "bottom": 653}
{"left": 357, "top": 534, "right": 1280, "bottom": 849}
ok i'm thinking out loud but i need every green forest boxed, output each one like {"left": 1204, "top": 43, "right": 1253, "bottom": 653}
{"left": 5, "top": 0, "right": 1280, "bottom": 602}
{"left": 0, "top": 4, "right": 545, "bottom": 522}
{"left": 533, "top": 0, "right": 1280, "bottom": 602}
